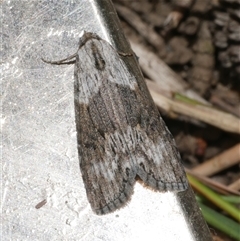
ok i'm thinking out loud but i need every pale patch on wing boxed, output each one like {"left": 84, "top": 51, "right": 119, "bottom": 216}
{"left": 75, "top": 39, "right": 137, "bottom": 104}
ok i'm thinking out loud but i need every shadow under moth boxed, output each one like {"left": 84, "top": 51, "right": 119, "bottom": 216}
{"left": 42, "top": 32, "right": 188, "bottom": 215}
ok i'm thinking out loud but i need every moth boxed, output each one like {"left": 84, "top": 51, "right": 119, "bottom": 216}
{"left": 42, "top": 32, "right": 188, "bottom": 215}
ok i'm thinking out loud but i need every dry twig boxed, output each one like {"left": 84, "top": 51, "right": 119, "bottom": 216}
{"left": 115, "top": 4, "right": 165, "bottom": 52}
{"left": 227, "top": 178, "right": 240, "bottom": 191}
{"left": 186, "top": 169, "right": 240, "bottom": 195}
{"left": 130, "top": 39, "right": 209, "bottom": 105}
{"left": 147, "top": 81, "right": 240, "bottom": 134}
{"left": 192, "top": 144, "right": 240, "bottom": 176}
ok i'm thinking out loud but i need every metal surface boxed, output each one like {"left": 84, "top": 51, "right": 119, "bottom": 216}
{"left": 2, "top": 0, "right": 212, "bottom": 240}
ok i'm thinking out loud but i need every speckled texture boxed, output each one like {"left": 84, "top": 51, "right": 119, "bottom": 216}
{"left": 2, "top": 0, "right": 211, "bottom": 240}
{"left": 43, "top": 32, "right": 188, "bottom": 215}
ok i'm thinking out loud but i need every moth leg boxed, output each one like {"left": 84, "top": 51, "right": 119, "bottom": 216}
{"left": 41, "top": 32, "right": 100, "bottom": 65}
{"left": 117, "top": 51, "right": 133, "bottom": 57}
{"left": 41, "top": 53, "right": 78, "bottom": 65}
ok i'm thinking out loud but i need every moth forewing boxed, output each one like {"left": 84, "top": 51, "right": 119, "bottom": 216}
{"left": 43, "top": 32, "right": 188, "bottom": 215}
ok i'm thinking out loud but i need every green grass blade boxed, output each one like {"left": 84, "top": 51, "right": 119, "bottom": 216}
{"left": 187, "top": 174, "right": 240, "bottom": 222}
{"left": 198, "top": 202, "right": 240, "bottom": 241}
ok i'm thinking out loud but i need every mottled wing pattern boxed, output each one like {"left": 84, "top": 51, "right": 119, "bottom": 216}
{"left": 74, "top": 34, "right": 188, "bottom": 215}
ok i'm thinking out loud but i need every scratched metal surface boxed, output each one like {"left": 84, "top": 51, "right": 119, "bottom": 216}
{"left": 2, "top": 0, "right": 212, "bottom": 240}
